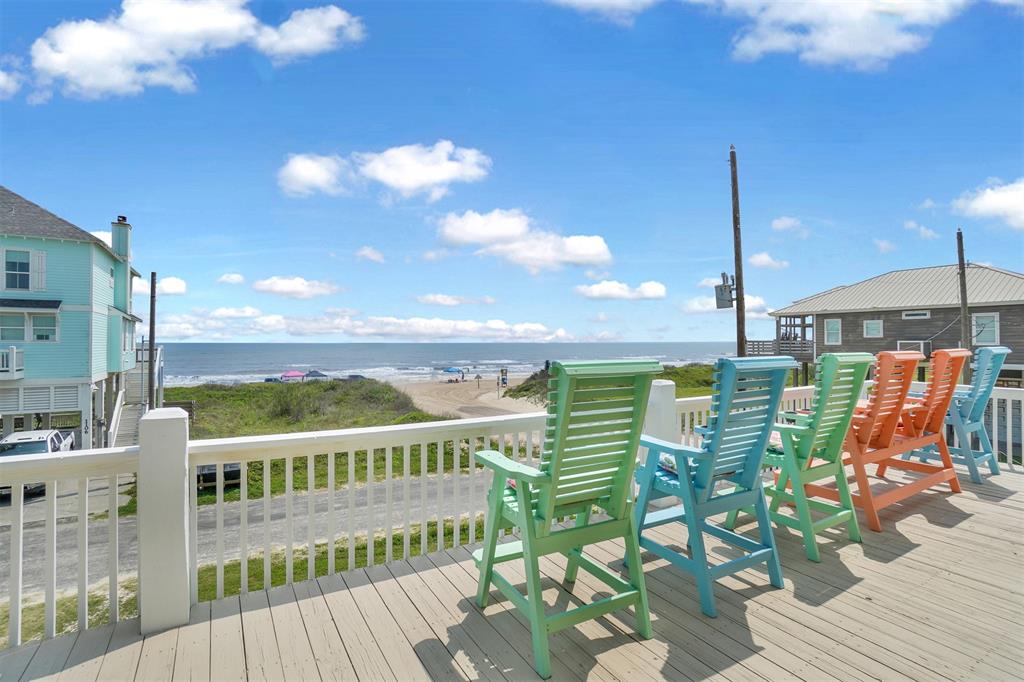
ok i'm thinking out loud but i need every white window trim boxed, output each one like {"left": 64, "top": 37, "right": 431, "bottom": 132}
{"left": 2, "top": 248, "right": 32, "bottom": 292}
{"left": 29, "top": 313, "right": 59, "bottom": 343}
{"left": 0, "top": 312, "right": 26, "bottom": 342}
{"left": 972, "top": 312, "right": 1000, "bottom": 346}
{"left": 863, "top": 319, "right": 884, "bottom": 338}
{"left": 901, "top": 310, "right": 931, "bottom": 320}
{"left": 824, "top": 318, "right": 842, "bottom": 345}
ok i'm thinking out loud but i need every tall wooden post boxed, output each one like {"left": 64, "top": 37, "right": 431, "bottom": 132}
{"left": 956, "top": 229, "right": 972, "bottom": 383}
{"left": 730, "top": 145, "right": 747, "bottom": 357}
{"left": 148, "top": 272, "right": 157, "bottom": 409}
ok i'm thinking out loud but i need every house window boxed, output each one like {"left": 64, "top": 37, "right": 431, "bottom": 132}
{"left": 863, "top": 320, "right": 883, "bottom": 338}
{"left": 0, "top": 314, "right": 25, "bottom": 341}
{"left": 902, "top": 310, "right": 931, "bottom": 320}
{"left": 31, "top": 314, "right": 57, "bottom": 341}
{"left": 824, "top": 319, "right": 841, "bottom": 345}
{"left": 4, "top": 251, "right": 30, "bottom": 290}
{"left": 123, "top": 320, "right": 135, "bottom": 352}
{"left": 972, "top": 312, "right": 1000, "bottom": 345}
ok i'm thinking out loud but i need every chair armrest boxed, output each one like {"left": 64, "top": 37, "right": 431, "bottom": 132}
{"left": 639, "top": 434, "right": 711, "bottom": 461}
{"left": 475, "top": 450, "right": 549, "bottom": 484}
{"left": 773, "top": 422, "right": 810, "bottom": 437}
{"left": 694, "top": 425, "right": 712, "bottom": 436}
{"left": 780, "top": 411, "right": 812, "bottom": 426}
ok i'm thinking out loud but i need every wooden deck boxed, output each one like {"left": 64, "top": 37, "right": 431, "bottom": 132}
{"left": 4, "top": 468, "right": 1024, "bottom": 681}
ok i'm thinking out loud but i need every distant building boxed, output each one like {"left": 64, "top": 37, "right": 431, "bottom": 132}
{"left": 303, "top": 370, "right": 328, "bottom": 381}
{"left": 281, "top": 370, "right": 305, "bottom": 382}
{"left": 0, "top": 186, "right": 146, "bottom": 446}
{"left": 748, "top": 264, "right": 1023, "bottom": 386}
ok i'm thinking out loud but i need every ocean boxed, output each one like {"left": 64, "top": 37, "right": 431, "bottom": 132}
{"left": 161, "top": 342, "right": 736, "bottom": 387}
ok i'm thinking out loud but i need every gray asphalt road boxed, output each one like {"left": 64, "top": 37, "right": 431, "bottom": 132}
{"left": 0, "top": 473, "right": 484, "bottom": 597}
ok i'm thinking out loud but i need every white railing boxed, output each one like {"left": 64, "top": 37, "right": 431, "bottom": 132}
{"left": 106, "top": 389, "right": 126, "bottom": 447}
{"left": 2, "top": 382, "right": 1020, "bottom": 648}
{"left": 1, "top": 446, "right": 139, "bottom": 648}
{"left": 0, "top": 345, "right": 24, "bottom": 378}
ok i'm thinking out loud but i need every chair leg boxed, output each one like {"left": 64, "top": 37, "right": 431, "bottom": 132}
{"left": 769, "top": 467, "right": 791, "bottom": 515}
{"left": 476, "top": 486, "right": 503, "bottom": 608}
{"left": 978, "top": 427, "right": 1000, "bottom": 476}
{"left": 754, "top": 487, "right": 784, "bottom": 587}
{"left": 522, "top": 538, "right": 551, "bottom": 679}
{"left": 624, "top": 511, "right": 652, "bottom": 639}
{"left": 563, "top": 507, "right": 592, "bottom": 584}
{"left": 683, "top": 511, "right": 717, "bottom": 617}
{"left": 788, "top": 469, "right": 820, "bottom": 563}
{"left": 835, "top": 464, "right": 862, "bottom": 543}
{"left": 957, "top": 423, "right": 983, "bottom": 484}
{"left": 936, "top": 438, "right": 962, "bottom": 493}
{"left": 626, "top": 464, "right": 656, "bottom": 572}
{"left": 851, "top": 457, "right": 882, "bottom": 532}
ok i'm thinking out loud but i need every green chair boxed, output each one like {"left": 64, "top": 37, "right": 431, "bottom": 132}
{"left": 726, "top": 352, "right": 873, "bottom": 561}
{"left": 473, "top": 359, "right": 662, "bottom": 679}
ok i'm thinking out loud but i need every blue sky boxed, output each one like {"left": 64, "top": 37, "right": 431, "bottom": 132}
{"left": 1, "top": 0, "right": 1022, "bottom": 342}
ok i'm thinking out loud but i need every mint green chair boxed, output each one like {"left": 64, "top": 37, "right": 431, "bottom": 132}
{"left": 473, "top": 359, "right": 662, "bottom": 679}
{"left": 631, "top": 356, "right": 796, "bottom": 617}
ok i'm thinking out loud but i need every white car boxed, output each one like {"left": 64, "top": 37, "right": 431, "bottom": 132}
{"left": 0, "top": 429, "right": 75, "bottom": 495}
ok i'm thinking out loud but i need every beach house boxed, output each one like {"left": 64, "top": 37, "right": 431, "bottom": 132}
{"left": 748, "top": 263, "right": 1024, "bottom": 386}
{"left": 0, "top": 186, "right": 144, "bottom": 447}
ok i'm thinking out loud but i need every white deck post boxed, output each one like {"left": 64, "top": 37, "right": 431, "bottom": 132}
{"left": 642, "top": 379, "right": 679, "bottom": 507}
{"left": 138, "top": 407, "right": 191, "bottom": 634}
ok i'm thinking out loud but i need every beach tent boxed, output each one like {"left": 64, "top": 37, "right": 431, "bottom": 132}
{"left": 281, "top": 370, "right": 305, "bottom": 382}
{"left": 304, "top": 370, "right": 329, "bottom": 381}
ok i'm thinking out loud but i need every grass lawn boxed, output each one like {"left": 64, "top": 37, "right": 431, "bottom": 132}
{"left": 0, "top": 517, "right": 482, "bottom": 648}
{"left": 505, "top": 363, "right": 719, "bottom": 403}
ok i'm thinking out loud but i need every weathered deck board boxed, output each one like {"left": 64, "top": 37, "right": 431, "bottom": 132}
{"left": 6, "top": 468, "right": 1024, "bottom": 681}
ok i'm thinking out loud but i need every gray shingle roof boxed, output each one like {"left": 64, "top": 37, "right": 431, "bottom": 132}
{"left": 772, "top": 264, "right": 1024, "bottom": 316}
{"left": 0, "top": 185, "right": 111, "bottom": 252}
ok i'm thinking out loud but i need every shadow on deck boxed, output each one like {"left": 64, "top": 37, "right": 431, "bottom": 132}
{"left": 3, "top": 469, "right": 1023, "bottom": 681}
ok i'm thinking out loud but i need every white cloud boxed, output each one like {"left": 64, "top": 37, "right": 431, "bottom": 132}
{"left": 748, "top": 251, "right": 789, "bottom": 269}
{"left": 0, "top": 67, "right": 22, "bottom": 100}
{"left": 422, "top": 248, "right": 451, "bottom": 261}
{"left": 574, "top": 279, "right": 666, "bottom": 300}
{"left": 277, "top": 153, "right": 350, "bottom": 197}
{"left": 683, "top": 293, "right": 772, "bottom": 319}
{"left": 252, "top": 275, "right": 340, "bottom": 299}
{"left": 210, "top": 305, "right": 261, "bottom": 319}
{"left": 91, "top": 230, "right": 112, "bottom": 247}
{"left": 952, "top": 177, "right": 1024, "bottom": 230}
{"left": 133, "top": 275, "right": 187, "bottom": 296}
{"left": 217, "top": 272, "right": 245, "bottom": 284}
{"left": 355, "top": 245, "right": 385, "bottom": 263}
{"left": 873, "top": 238, "right": 897, "bottom": 253}
{"left": 590, "top": 312, "right": 610, "bottom": 323}
{"left": 416, "top": 293, "right": 496, "bottom": 306}
{"left": 547, "top": 0, "right": 663, "bottom": 23}
{"left": 771, "top": 215, "right": 809, "bottom": 238}
{"left": 354, "top": 139, "right": 491, "bottom": 202}
{"left": 253, "top": 5, "right": 364, "bottom": 64}
{"left": 584, "top": 269, "right": 610, "bottom": 280}
{"left": 438, "top": 209, "right": 530, "bottom": 245}
{"left": 903, "top": 220, "right": 939, "bottom": 240}
{"left": 29, "top": 1, "right": 365, "bottom": 100}
{"left": 438, "top": 208, "right": 612, "bottom": 274}
{"left": 918, "top": 197, "right": 937, "bottom": 210}
{"left": 697, "top": 277, "right": 721, "bottom": 288}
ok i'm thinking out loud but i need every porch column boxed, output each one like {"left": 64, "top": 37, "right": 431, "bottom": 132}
{"left": 641, "top": 380, "right": 679, "bottom": 508}
{"left": 138, "top": 408, "right": 191, "bottom": 634}
{"left": 78, "top": 384, "right": 93, "bottom": 449}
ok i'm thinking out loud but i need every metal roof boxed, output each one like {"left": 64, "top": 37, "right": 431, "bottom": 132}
{"left": 0, "top": 185, "right": 116, "bottom": 256}
{"left": 772, "top": 264, "right": 1024, "bottom": 316}
{"left": 0, "top": 298, "right": 62, "bottom": 310}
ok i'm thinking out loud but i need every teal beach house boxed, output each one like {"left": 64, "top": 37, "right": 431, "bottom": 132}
{"left": 0, "top": 186, "right": 142, "bottom": 448}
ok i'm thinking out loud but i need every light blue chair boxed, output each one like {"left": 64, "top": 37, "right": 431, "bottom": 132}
{"left": 905, "top": 346, "right": 1011, "bottom": 483}
{"left": 629, "top": 355, "right": 797, "bottom": 617}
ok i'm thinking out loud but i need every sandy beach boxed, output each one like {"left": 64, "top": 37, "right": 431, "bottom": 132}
{"left": 394, "top": 378, "right": 541, "bottom": 418}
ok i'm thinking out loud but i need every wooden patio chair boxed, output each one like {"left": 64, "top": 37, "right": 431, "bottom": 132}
{"left": 806, "top": 349, "right": 968, "bottom": 532}
{"left": 724, "top": 352, "right": 874, "bottom": 561}
{"left": 630, "top": 356, "right": 797, "bottom": 617}
{"left": 473, "top": 359, "right": 662, "bottom": 679}
{"left": 903, "top": 346, "right": 1010, "bottom": 483}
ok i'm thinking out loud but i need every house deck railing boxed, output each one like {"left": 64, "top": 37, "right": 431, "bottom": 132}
{"left": 0, "top": 346, "right": 24, "bottom": 379}
{"left": 2, "top": 383, "right": 1021, "bottom": 648}
{"left": 746, "top": 338, "right": 814, "bottom": 357}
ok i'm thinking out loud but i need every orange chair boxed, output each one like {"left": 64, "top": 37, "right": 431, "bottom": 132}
{"left": 806, "top": 349, "right": 968, "bottom": 532}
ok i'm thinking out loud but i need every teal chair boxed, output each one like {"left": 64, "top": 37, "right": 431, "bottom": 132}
{"left": 630, "top": 356, "right": 797, "bottom": 617}
{"left": 905, "top": 346, "right": 1011, "bottom": 483}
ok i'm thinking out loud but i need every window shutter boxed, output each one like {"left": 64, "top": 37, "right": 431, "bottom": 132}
{"left": 31, "top": 251, "right": 46, "bottom": 291}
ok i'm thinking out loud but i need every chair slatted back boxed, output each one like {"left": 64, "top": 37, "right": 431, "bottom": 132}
{"left": 963, "top": 346, "right": 1011, "bottom": 423}
{"left": 911, "top": 348, "right": 972, "bottom": 434}
{"left": 695, "top": 356, "right": 796, "bottom": 500}
{"left": 802, "top": 353, "right": 874, "bottom": 463}
{"left": 854, "top": 351, "right": 922, "bottom": 448}
{"left": 540, "top": 360, "right": 661, "bottom": 526}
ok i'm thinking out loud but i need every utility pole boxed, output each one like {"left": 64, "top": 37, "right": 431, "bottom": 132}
{"left": 148, "top": 272, "right": 157, "bottom": 409}
{"left": 956, "top": 229, "right": 972, "bottom": 383}
{"left": 730, "top": 145, "right": 747, "bottom": 357}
